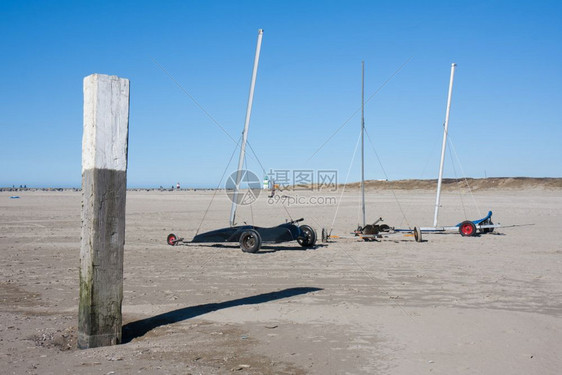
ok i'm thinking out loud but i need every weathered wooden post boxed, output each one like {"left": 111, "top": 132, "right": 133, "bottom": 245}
{"left": 79, "top": 74, "right": 129, "bottom": 349}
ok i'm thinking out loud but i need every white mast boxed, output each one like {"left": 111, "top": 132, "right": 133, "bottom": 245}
{"left": 433, "top": 63, "right": 457, "bottom": 227}
{"left": 361, "top": 61, "right": 366, "bottom": 228}
{"left": 230, "top": 29, "right": 263, "bottom": 227}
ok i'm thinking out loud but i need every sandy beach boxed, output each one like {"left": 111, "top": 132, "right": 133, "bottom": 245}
{"left": 1, "top": 186, "right": 561, "bottom": 374}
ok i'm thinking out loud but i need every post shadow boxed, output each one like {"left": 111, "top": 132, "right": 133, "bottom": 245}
{"left": 122, "top": 287, "right": 322, "bottom": 343}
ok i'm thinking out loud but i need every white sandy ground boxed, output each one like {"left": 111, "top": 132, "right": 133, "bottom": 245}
{"left": 1, "top": 188, "right": 561, "bottom": 374}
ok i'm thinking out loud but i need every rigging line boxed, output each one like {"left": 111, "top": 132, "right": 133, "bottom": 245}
{"left": 195, "top": 137, "right": 241, "bottom": 236}
{"left": 388, "top": 124, "right": 441, "bottom": 228}
{"left": 243, "top": 156, "right": 255, "bottom": 226}
{"left": 356, "top": 191, "right": 360, "bottom": 224}
{"left": 246, "top": 140, "right": 268, "bottom": 176}
{"left": 307, "top": 56, "right": 413, "bottom": 162}
{"left": 152, "top": 57, "right": 274, "bottom": 177}
{"left": 233, "top": 129, "right": 284, "bottom": 220}
{"left": 447, "top": 135, "right": 482, "bottom": 218}
{"left": 265, "top": 179, "right": 296, "bottom": 222}
{"left": 247, "top": 137, "right": 299, "bottom": 221}
{"left": 152, "top": 57, "right": 264, "bottom": 171}
{"left": 447, "top": 138, "right": 468, "bottom": 220}
{"left": 150, "top": 57, "right": 238, "bottom": 144}
{"left": 330, "top": 129, "right": 362, "bottom": 233}
{"left": 419, "top": 125, "right": 443, "bottom": 180}
{"left": 399, "top": 129, "right": 441, "bottom": 228}
{"left": 364, "top": 128, "right": 411, "bottom": 228}
{"left": 244, "top": 145, "right": 294, "bottom": 225}
{"left": 306, "top": 214, "right": 324, "bottom": 230}
{"left": 265, "top": 185, "right": 295, "bottom": 223}
{"left": 278, "top": 193, "right": 294, "bottom": 222}
{"left": 192, "top": 160, "right": 255, "bottom": 273}
{"left": 270, "top": 189, "right": 295, "bottom": 222}
{"left": 268, "top": 191, "right": 294, "bottom": 222}
{"left": 246, "top": 139, "right": 297, "bottom": 223}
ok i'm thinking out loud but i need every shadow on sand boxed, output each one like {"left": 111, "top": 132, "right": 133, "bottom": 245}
{"left": 122, "top": 287, "right": 322, "bottom": 343}
{"left": 204, "top": 243, "right": 328, "bottom": 253}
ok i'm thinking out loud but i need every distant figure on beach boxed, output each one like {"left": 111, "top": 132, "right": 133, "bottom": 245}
{"left": 176, "top": 182, "right": 180, "bottom": 190}
{"left": 269, "top": 183, "right": 277, "bottom": 198}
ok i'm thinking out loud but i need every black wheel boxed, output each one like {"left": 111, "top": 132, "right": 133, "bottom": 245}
{"left": 167, "top": 233, "right": 178, "bottom": 246}
{"left": 298, "top": 225, "right": 317, "bottom": 247}
{"left": 362, "top": 224, "right": 377, "bottom": 235}
{"left": 379, "top": 224, "right": 390, "bottom": 232}
{"left": 459, "top": 221, "right": 477, "bottom": 237}
{"left": 482, "top": 220, "right": 494, "bottom": 234}
{"left": 240, "top": 229, "right": 262, "bottom": 253}
{"left": 414, "top": 227, "right": 422, "bottom": 242}
{"left": 361, "top": 224, "right": 378, "bottom": 241}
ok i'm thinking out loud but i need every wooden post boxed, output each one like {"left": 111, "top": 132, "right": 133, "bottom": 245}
{"left": 79, "top": 74, "right": 129, "bottom": 349}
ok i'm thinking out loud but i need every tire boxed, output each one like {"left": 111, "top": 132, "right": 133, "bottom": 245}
{"left": 379, "top": 224, "right": 390, "bottom": 232}
{"left": 362, "top": 224, "right": 377, "bottom": 235}
{"left": 361, "top": 224, "right": 378, "bottom": 241}
{"left": 482, "top": 220, "right": 494, "bottom": 234}
{"left": 414, "top": 227, "right": 422, "bottom": 242}
{"left": 240, "top": 229, "right": 262, "bottom": 253}
{"left": 167, "top": 233, "right": 177, "bottom": 246}
{"left": 459, "top": 221, "right": 477, "bottom": 237}
{"left": 298, "top": 225, "right": 317, "bottom": 247}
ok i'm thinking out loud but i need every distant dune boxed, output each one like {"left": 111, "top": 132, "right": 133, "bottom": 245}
{"left": 2, "top": 177, "right": 561, "bottom": 192}
{"left": 341, "top": 177, "right": 562, "bottom": 191}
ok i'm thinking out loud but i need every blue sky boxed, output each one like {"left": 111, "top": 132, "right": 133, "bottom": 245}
{"left": 1, "top": 0, "right": 560, "bottom": 188}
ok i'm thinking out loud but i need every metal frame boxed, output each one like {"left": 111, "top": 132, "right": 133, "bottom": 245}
{"left": 230, "top": 29, "right": 263, "bottom": 227}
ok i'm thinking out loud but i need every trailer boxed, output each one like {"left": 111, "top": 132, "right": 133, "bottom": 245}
{"left": 419, "top": 210, "right": 500, "bottom": 237}
{"left": 322, "top": 220, "right": 423, "bottom": 243}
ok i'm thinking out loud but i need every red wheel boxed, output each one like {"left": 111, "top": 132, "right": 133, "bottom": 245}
{"left": 167, "top": 233, "right": 178, "bottom": 246}
{"left": 459, "top": 221, "right": 476, "bottom": 237}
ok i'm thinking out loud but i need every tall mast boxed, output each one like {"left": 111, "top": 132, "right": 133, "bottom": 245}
{"left": 433, "top": 63, "right": 457, "bottom": 227}
{"left": 361, "top": 61, "right": 366, "bottom": 228}
{"left": 230, "top": 29, "right": 263, "bottom": 227}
